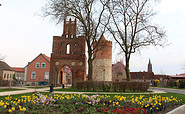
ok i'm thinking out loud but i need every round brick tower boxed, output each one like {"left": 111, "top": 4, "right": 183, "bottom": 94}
{"left": 92, "top": 35, "right": 112, "bottom": 81}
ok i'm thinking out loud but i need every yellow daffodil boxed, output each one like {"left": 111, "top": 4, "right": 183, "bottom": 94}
{"left": 4, "top": 105, "right": 7, "bottom": 108}
{"left": 8, "top": 109, "right": 12, "bottom": 112}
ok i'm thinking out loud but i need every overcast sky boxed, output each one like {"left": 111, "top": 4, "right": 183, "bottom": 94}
{"left": 0, "top": 0, "right": 185, "bottom": 75}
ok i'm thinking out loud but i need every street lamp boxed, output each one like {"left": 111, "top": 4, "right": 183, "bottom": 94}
{"left": 55, "top": 61, "right": 59, "bottom": 88}
{"left": 103, "top": 69, "right": 105, "bottom": 81}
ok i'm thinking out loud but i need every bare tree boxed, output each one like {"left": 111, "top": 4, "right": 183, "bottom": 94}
{"left": 0, "top": 54, "right": 5, "bottom": 61}
{"left": 106, "top": 0, "right": 167, "bottom": 81}
{"left": 43, "top": 0, "right": 110, "bottom": 82}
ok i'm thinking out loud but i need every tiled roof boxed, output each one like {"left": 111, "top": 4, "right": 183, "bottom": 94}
{"left": 0, "top": 61, "right": 14, "bottom": 71}
{"left": 130, "top": 72, "right": 155, "bottom": 79}
{"left": 25, "top": 53, "right": 50, "bottom": 68}
{"left": 12, "top": 67, "right": 24, "bottom": 72}
{"left": 43, "top": 54, "right": 50, "bottom": 62}
{"left": 154, "top": 74, "right": 169, "bottom": 80}
{"left": 169, "top": 75, "right": 185, "bottom": 78}
{"left": 179, "top": 73, "right": 185, "bottom": 76}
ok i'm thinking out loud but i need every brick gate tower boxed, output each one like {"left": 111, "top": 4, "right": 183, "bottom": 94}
{"left": 49, "top": 18, "right": 86, "bottom": 87}
{"left": 92, "top": 35, "right": 112, "bottom": 81}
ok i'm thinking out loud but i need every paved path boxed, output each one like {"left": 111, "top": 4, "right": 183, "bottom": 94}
{"left": 0, "top": 86, "right": 54, "bottom": 96}
{"left": 149, "top": 87, "right": 185, "bottom": 94}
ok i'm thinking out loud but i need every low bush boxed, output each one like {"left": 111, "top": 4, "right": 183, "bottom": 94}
{"left": 177, "top": 80, "right": 185, "bottom": 88}
{"left": 76, "top": 81, "right": 149, "bottom": 92}
{"left": 167, "top": 81, "right": 177, "bottom": 88}
{"left": 154, "top": 80, "right": 160, "bottom": 87}
{"left": 0, "top": 80, "right": 10, "bottom": 86}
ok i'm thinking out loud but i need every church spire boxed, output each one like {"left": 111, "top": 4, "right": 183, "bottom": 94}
{"left": 148, "top": 59, "right": 153, "bottom": 72}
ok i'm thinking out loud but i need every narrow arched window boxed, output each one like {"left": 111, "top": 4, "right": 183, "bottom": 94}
{"left": 66, "top": 44, "right": 70, "bottom": 54}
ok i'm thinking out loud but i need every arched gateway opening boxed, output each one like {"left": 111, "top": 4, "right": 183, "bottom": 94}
{"left": 60, "top": 65, "right": 72, "bottom": 86}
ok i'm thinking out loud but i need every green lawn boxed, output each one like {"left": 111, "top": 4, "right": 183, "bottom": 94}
{"left": 0, "top": 88, "right": 25, "bottom": 92}
{"left": 26, "top": 86, "right": 49, "bottom": 89}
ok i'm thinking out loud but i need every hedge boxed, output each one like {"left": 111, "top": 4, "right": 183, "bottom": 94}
{"left": 0, "top": 80, "right": 10, "bottom": 86}
{"left": 76, "top": 81, "right": 149, "bottom": 92}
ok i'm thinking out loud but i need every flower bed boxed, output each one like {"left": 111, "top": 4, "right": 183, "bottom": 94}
{"left": 0, "top": 93, "right": 182, "bottom": 113}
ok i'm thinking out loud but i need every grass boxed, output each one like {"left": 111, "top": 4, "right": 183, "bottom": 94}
{"left": 26, "top": 86, "right": 49, "bottom": 89}
{"left": 0, "top": 88, "right": 25, "bottom": 92}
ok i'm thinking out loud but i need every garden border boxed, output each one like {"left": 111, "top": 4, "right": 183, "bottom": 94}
{"left": 167, "top": 104, "right": 185, "bottom": 114}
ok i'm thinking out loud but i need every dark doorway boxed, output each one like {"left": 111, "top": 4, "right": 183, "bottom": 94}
{"left": 60, "top": 71, "right": 63, "bottom": 84}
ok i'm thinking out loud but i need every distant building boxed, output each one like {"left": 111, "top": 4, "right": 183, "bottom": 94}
{"left": 148, "top": 59, "right": 152, "bottom": 72}
{"left": 168, "top": 74, "right": 185, "bottom": 81}
{"left": 131, "top": 71, "right": 155, "bottom": 83}
{"left": 12, "top": 67, "right": 24, "bottom": 84}
{"left": 24, "top": 53, "right": 50, "bottom": 85}
{"left": 0, "top": 61, "right": 14, "bottom": 84}
{"left": 112, "top": 62, "right": 127, "bottom": 82}
{"left": 130, "top": 59, "right": 170, "bottom": 86}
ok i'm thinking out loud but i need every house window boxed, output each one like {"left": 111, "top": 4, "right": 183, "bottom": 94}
{"left": 66, "top": 35, "right": 68, "bottom": 38}
{"left": 10, "top": 74, "right": 11, "bottom": 79}
{"left": 31, "top": 72, "right": 36, "bottom": 79}
{"left": 7, "top": 74, "right": 9, "bottom": 79}
{"left": 35, "top": 62, "right": 40, "bottom": 68}
{"left": 71, "top": 35, "right": 73, "bottom": 38}
{"left": 4, "top": 74, "right": 6, "bottom": 79}
{"left": 44, "top": 72, "right": 49, "bottom": 80}
{"left": 41, "top": 62, "right": 46, "bottom": 68}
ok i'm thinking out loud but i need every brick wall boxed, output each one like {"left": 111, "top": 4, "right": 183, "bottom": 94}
{"left": 26, "top": 54, "right": 50, "bottom": 83}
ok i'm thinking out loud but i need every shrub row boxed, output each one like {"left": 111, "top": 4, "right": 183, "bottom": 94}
{"left": 76, "top": 81, "right": 149, "bottom": 92}
{"left": 177, "top": 80, "right": 185, "bottom": 88}
{"left": 0, "top": 80, "right": 10, "bottom": 86}
{"left": 167, "top": 81, "right": 176, "bottom": 88}
{"left": 153, "top": 80, "right": 160, "bottom": 87}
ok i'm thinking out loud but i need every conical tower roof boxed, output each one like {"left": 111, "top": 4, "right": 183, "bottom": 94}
{"left": 100, "top": 35, "right": 106, "bottom": 42}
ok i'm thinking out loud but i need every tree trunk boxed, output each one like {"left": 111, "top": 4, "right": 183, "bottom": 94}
{"left": 87, "top": 53, "right": 93, "bottom": 91}
{"left": 88, "top": 57, "right": 93, "bottom": 81}
{"left": 125, "top": 55, "right": 131, "bottom": 81}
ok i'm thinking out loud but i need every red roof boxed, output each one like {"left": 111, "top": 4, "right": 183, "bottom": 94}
{"left": 169, "top": 75, "right": 185, "bottom": 78}
{"left": 43, "top": 54, "right": 50, "bottom": 62}
{"left": 179, "top": 73, "right": 185, "bottom": 76}
{"left": 12, "top": 67, "right": 24, "bottom": 72}
{"left": 130, "top": 72, "right": 155, "bottom": 79}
